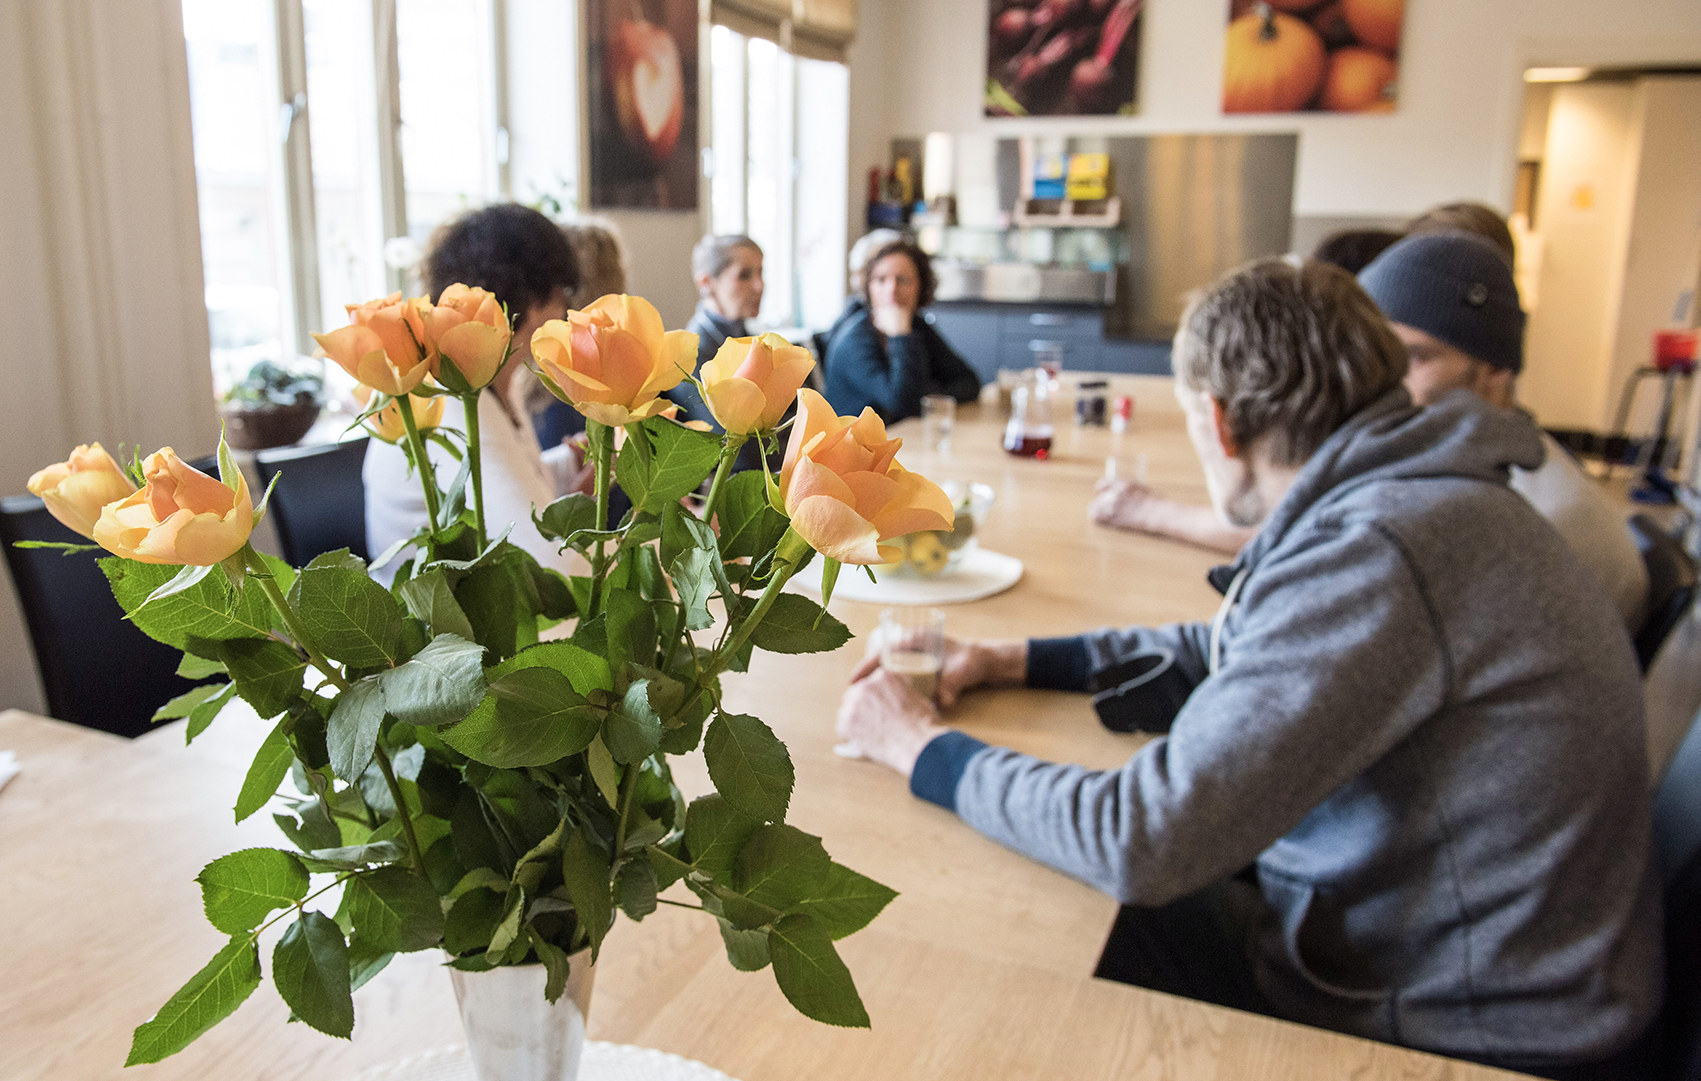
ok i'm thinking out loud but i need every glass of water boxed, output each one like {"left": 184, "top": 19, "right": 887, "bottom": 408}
{"left": 878, "top": 607, "right": 947, "bottom": 701}
{"left": 921, "top": 394, "right": 955, "bottom": 454}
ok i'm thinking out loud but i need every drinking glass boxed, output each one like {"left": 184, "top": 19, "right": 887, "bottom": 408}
{"left": 921, "top": 394, "right": 955, "bottom": 453}
{"left": 878, "top": 607, "right": 947, "bottom": 700}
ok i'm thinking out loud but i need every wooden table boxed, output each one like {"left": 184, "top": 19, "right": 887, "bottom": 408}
{"left": 0, "top": 376, "right": 1527, "bottom": 1080}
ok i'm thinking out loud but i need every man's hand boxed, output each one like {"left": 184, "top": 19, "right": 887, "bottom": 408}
{"left": 836, "top": 669, "right": 950, "bottom": 778}
{"left": 849, "top": 637, "right": 1027, "bottom": 708}
{"left": 1089, "top": 477, "right": 1170, "bottom": 534}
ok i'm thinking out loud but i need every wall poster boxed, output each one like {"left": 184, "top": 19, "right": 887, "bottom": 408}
{"left": 587, "top": 0, "right": 699, "bottom": 209}
{"left": 985, "top": 0, "right": 1145, "bottom": 117}
{"left": 1221, "top": 0, "right": 1404, "bottom": 114}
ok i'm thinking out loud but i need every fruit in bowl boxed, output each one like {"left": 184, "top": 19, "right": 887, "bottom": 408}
{"left": 882, "top": 481, "right": 996, "bottom": 577}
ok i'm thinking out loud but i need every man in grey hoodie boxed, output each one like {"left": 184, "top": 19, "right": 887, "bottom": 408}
{"left": 838, "top": 258, "right": 1662, "bottom": 1077}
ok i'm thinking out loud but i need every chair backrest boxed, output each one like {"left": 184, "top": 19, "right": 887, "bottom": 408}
{"left": 254, "top": 438, "right": 370, "bottom": 566}
{"left": 807, "top": 332, "right": 831, "bottom": 393}
{"left": 0, "top": 496, "right": 208, "bottom": 737}
{"left": 1630, "top": 514, "right": 1698, "bottom": 671}
{"left": 1654, "top": 705, "right": 1701, "bottom": 1080}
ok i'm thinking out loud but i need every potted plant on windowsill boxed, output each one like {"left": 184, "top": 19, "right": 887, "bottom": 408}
{"left": 218, "top": 358, "right": 324, "bottom": 450}
{"left": 23, "top": 288, "right": 953, "bottom": 1079}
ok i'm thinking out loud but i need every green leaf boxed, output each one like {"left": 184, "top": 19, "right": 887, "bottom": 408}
{"left": 196, "top": 848, "right": 309, "bottom": 934}
{"left": 704, "top": 713, "right": 794, "bottom": 823}
{"left": 449, "top": 867, "right": 509, "bottom": 899}
{"left": 746, "top": 594, "right": 852, "bottom": 655}
{"left": 488, "top": 887, "right": 526, "bottom": 957}
{"left": 442, "top": 668, "right": 602, "bottom": 768}
{"left": 716, "top": 470, "right": 790, "bottom": 560}
{"left": 768, "top": 914, "right": 870, "bottom": 1027}
{"left": 272, "top": 911, "right": 354, "bottom": 1038}
{"left": 347, "top": 937, "right": 394, "bottom": 993}
{"left": 139, "top": 563, "right": 217, "bottom": 609}
{"left": 818, "top": 557, "right": 842, "bottom": 611}
{"left": 735, "top": 825, "right": 831, "bottom": 913}
{"left": 718, "top": 919, "right": 772, "bottom": 971}
{"left": 344, "top": 866, "right": 445, "bottom": 953}
{"left": 217, "top": 638, "right": 307, "bottom": 719}
{"left": 186, "top": 683, "right": 238, "bottom": 743}
{"left": 586, "top": 736, "right": 621, "bottom": 809}
{"left": 293, "top": 561, "right": 406, "bottom": 667}
{"left": 560, "top": 826, "right": 614, "bottom": 959}
{"left": 790, "top": 863, "right": 898, "bottom": 940}
{"left": 125, "top": 935, "right": 261, "bottom": 1065}
{"left": 535, "top": 492, "right": 598, "bottom": 545}
{"left": 102, "top": 558, "right": 274, "bottom": 654}
{"left": 671, "top": 549, "right": 717, "bottom": 632}
{"left": 377, "top": 634, "right": 486, "bottom": 728}
{"left": 487, "top": 640, "right": 613, "bottom": 696}
{"left": 396, "top": 569, "right": 478, "bottom": 642}
{"left": 603, "top": 587, "right": 656, "bottom": 672}
{"left": 616, "top": 857, "right": 658, "bottom": 919}
{"left": 153, "top": 683, "right": 227, "bottom": 723}
{"left": 327, "top": 677, "right": 386, "bottom": 781}
{"left": 177, "top": 653, "right": 227, "bottom": 679}
{"left": 235, "top": 718, "right": 295, "bottom": 823}
{"left": 443, "top": 887, "right": 504, "bottom": 956}
{"left": 308, "top": 840, "right": 406, "bottom": 866}
{"left": 455, "top": 560, "right": 528, "bottom": 661}
{"left": 661, "top": 501, "right": 712, "bottom": 568}
{"left": 645, "top": 843, "right": 693, "bottom": 891}
{"left": 528, "top": 929, "right": 573, "bottom": 1003}
{"left": 683, "top": 794, "right": 762, "bottom": 880}
{"left": 602, "top": 682, "right": 663, "bottom": 764}
{"left": 616, "top": 416, "right": 721, "bottom": 513}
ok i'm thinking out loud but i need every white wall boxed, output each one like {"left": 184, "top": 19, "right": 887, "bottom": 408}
{"left": 843, "top": 0, "right": 1701, "bottom": 223}
{"left": 0, "top": 0, "right": 218, "bottom": 715}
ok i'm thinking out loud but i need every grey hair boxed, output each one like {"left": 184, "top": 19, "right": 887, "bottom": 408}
{"left": 1175, "top": 258, "right": 1408, "bottom": 468}
{"left": 692, "top": 234, "right": 761, "bottom": 284}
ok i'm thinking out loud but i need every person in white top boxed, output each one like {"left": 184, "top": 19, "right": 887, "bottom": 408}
{"left": 1091, "top": 228, "right": 1648, "bottom": 631}
{"left": 365, "top": 203, "right": 592, "bottom": 585}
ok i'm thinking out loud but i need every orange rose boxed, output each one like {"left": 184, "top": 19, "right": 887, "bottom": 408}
{"left": 27, "top": 443, "right": 137, "bottom": 539}
{"left": 424, "top": 283, "right": 511, "bottom": 390}
{"left": 355, "top": 385, "right": 444, "bottom": 445}
{"left": 312, "top": 292, "right": 434, "bottom": 396}
{"left": 700, "top": 333, "right": 816, "bottom": 436}
{"left": 778, "top": 389, "right": 953, "bottom": 565}
{"left": 530, "top": 294, "right": 697, "bottom": 427}
{"left": 92, "top": 449, "right": 254, "bottom": 566}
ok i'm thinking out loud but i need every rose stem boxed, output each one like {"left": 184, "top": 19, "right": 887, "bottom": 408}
{"left": 395, "top": 394, "right": 443, "bottom": 551}
{"left": 699, "top": 433, "right": 748, "bottom": 526}
{"left": 461, "top": 390, "right": 487, "bottom": 550}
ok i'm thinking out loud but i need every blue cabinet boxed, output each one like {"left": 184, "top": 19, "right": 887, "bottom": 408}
{"left": 926, "top": 302, "right": 1171, "bottom": 379}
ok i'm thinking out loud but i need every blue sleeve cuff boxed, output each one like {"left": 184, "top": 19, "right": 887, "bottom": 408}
{"left": 1026, "top": 636, "right": 1093, "bottom": 692}
{"left": 909, "top": 730, "right": 989, "bottom": 812}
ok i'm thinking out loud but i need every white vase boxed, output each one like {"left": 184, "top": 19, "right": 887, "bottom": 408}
{"left": 448, "top": 954, "right": 597, "bottom": 1081}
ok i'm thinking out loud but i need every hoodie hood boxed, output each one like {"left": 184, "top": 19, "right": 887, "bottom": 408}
{"left": 1217, "top": 387, "right": 1546, "bottom": 588}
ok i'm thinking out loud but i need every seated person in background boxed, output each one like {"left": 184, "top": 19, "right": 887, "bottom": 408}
{"left": 823, "top": 239, "right": 981, "bottom": 422}
{"left": 529, "top": 217, "right": 630, "bottom": 448}
{"left": 1358, "top": 232, "right": 1648, "bottom": 628}
{"left": 837, "top": 257, "right": 1661, "bottom": 1079}
{"left": 1404, "top": 200, "right": 1517, "bottom": 264}
{"left": 674, "top": 234, "right": 765, "bottom": 430}
{"left": 822, "top": 227, "right": 906, "bottom": 345}
{"left": 1310, "top": 227, "right": 1403, "bottom": 274}
{"left": 365, "top": 203, "right": 584, "bottom": 584}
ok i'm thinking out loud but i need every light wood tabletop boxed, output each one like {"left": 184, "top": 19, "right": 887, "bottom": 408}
{"left": 0, "top": 376, "right": 1528, "bottom": 1080}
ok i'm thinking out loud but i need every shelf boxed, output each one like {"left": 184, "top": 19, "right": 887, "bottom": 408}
{"left": 1012, "top": 196, "right": 1122, "bottom": 228}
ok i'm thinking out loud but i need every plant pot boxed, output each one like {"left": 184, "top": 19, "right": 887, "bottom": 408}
{"left": 218, "top": 401, "right": 321, "bottom": 450}
{"left": 449, "top": 955, "right": 597, "bottom": 1081}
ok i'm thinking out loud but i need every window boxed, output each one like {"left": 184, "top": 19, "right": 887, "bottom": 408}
{"left": 708, "top": 23, "right": 848, "bottom": 331}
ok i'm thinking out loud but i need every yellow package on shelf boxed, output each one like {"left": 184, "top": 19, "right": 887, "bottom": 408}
{"left": 1066, "top": 152, "right": 1112, "bottom": 201}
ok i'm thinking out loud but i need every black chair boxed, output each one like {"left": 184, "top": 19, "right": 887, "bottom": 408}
{"left": 0, "top": 496, "right": 211, "bottom": 737}
{"left": 808, "top": 332, "right": 831, "bottom": 393}
{"left": 1630, "top": 514, "right": 1699, "bottom": 671}
{"left": 1654, "top": 705, "right": 1701, "bottom": 1080}
{"left": 254, "top": 438, "right": 370, "bottom": 566}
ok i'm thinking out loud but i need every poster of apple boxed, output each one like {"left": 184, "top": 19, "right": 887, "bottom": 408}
{"left": 985, "top": 0, "right": 1144, "bottom": 117}
{"left": 1221, "top": 0, "right": 1403, "bottom": 113}
{"left": 587, "top": 0, "right": 698, "bottom": 209}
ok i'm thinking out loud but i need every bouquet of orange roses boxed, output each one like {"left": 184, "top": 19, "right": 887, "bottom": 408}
{"left": 26, "top": 289, "right": 953, "bottom": 1065}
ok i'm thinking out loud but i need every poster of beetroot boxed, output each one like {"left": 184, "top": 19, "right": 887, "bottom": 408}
{"left": 588, "top": 0, "right": 698, "bottom": 209}
{"left": 985, "top": 0, "right": 1145, "bottom": 117}
{"left": 1221, "top": 0, "right": 1403, "bottom": 113}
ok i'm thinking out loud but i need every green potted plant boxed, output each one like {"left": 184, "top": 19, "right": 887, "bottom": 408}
{"left": 218, "top": 358, "right": 324, "bottom": 450}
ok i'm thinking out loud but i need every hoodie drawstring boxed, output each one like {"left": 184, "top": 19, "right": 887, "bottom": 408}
{"left": 1209, "top": 567, "right": 1250, "bottom": 675}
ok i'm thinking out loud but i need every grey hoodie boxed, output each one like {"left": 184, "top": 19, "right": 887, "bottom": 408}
{"left": 910, "top": 388, "right": 1662, "bottom": 1064}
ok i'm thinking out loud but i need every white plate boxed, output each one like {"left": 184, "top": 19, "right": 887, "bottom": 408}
{"left": 348, "top": 1042, "right": 738, "bottom": 1081}
{"left": 792, "top": 546, "right": 1024, "bottom": 606}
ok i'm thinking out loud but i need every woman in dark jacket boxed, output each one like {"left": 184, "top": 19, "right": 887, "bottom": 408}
{"left": 670, "top": 234, "right": 764, "bottom": 428}
{"left": 823, "top": 239, "right": 981, "bottom": 422}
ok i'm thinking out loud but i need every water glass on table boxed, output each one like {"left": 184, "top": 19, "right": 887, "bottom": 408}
{"left": 836, "top": 607, "right": 948, "bottom": 759}
{"left": 921, "top": 394, "right": 955, "bottom": 454}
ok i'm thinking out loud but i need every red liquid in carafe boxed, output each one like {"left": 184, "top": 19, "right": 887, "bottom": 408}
{"left": 1005, "top": 432, "right": 1053, "bottom": 457}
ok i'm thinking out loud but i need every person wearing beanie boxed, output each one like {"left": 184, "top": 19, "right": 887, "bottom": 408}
{"left": 1359, "top": 231, "right": 1648, "bottom": 629}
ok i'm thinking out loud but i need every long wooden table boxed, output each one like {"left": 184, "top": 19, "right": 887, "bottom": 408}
{"left": 0, "top": 376, "right": 1527, "bottom": 1080}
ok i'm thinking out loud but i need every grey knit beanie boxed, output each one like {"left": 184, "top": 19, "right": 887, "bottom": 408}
{"left": 1357, "top": 231, "right": 1526, "bottom": 372}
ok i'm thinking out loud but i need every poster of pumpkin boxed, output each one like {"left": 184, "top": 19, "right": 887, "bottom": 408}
{"left": 587, "top": 0, "right": 698, "bottom": 209}
{"left": 985, "top": 0, "right": 1145, "bottom": 117}
{"left": 1221, "top": 0, "right": 1403, "bottom": 114}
